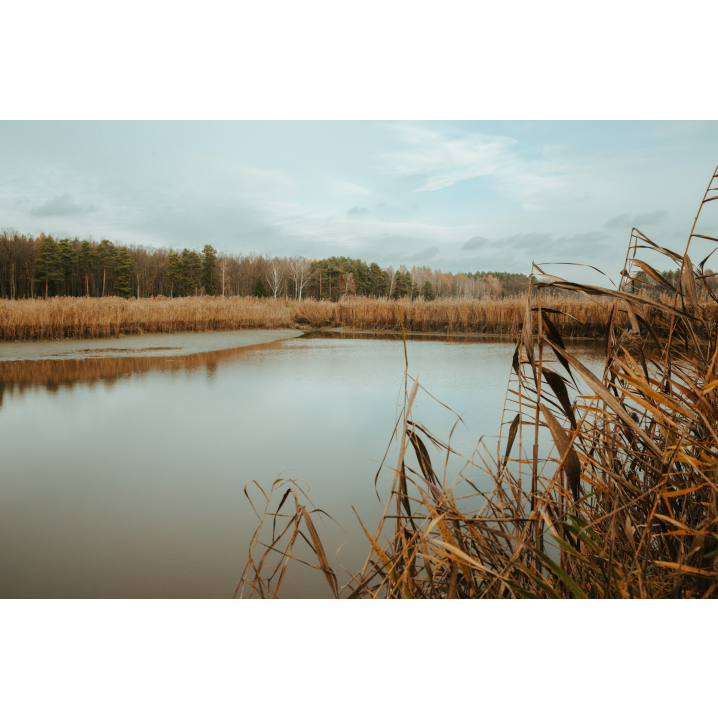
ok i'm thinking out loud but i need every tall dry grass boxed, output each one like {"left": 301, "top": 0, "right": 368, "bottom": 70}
{"left": 332, "top": 294, "right": 621, "bottom": 336}
{"left": 237, "top": 165, "right": 718, "bottom": 599}
{"left": 1, "top": 293, "right": 634, "bottom": 342}
{"left": 0, "top": 296, "right": 308, "bottom": 341}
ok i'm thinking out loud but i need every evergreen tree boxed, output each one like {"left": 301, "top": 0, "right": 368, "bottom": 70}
{"left": 57, "top": 238, "right": 77, "bottom": 295}
{"left": 393, "top": 270, "right": 411, "bottom": 299}
{"left": 78, "top": 240, "right": 94, "bottom": 296}
{"left": 201, "top": 245, "right": 218, "bottom": 295}
{"left": 166, "top": 249, "right": 182, "bottom": 297}
{"left": 181, "top": 249, "right": 202, "bottom": 295}
{"left": 96, "top": 239, "right": 117, "bottom": 296}
{"left": 369, "top": 262, "right": 389, "bottom": 296}
{"left": 253, "top": 276, "right": 268, "bottom": 297}
{"left": 352, "top": 259, "right": 371, "bottom": 294}
{"left": 35, "top": 235, "right": 62, "bottom": 298}
{"left": 114, "top": 247, "right": 132, "bottom": 297}
{"left": 423, "top": 280, "right": 435, "bottom": 300}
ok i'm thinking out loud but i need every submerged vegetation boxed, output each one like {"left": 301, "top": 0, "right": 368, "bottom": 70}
{"left": 237, "top": 165, "right": 718, "bottom": 599}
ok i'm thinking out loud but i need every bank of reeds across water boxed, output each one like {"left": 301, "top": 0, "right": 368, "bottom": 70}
{"left": 0, "top": 293, "right": 645, "bottom": 342}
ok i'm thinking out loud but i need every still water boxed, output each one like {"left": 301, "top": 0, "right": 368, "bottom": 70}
{"left": 0, "top": 330, "right": 604, "bottom": 598}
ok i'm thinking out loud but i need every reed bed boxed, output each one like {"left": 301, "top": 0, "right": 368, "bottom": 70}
{"left": 237, "top": 165, "right": 718, "bottom": 599}
{"left": 0, "top": 296, "right": 306, "bottom": 341}
{"left": 333, "top": 294, "right": 619, "bottom": 336}
{"left": 1, "top": 293, "right": 627, "bottom": 342}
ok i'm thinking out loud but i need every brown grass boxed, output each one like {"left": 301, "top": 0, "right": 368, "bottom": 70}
{"left": 0, "top": 293, "right": 634, "bottom": 342}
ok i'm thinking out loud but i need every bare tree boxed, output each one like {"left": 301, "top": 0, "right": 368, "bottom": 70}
{"left": 478, "top": 274, "right": 501, "bottom": 299}
{"left": 264, "top": 257, "right": 285, "bottom": 298}
{"left": 386, "top": 265, "right": 396, "bottom": 298}
{"left": 217, "top": 255, "right": 231, "bottom": 297}
{"left": 288, "top": 256, "right": 314, "bottom": 299}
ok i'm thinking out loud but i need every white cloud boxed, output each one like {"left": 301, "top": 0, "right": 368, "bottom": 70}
{"left": 380, "top": 124, "right": 516, "bottom": 192}
{"left": 378, "top": 124, "right": 579, "bottom": 211}
{"left": 331, "top": 180, "right": 373, "bottom": 197}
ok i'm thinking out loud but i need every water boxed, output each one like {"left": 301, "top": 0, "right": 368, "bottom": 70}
{"left": 0, "top": 330, "right": 605, "bottom": 598}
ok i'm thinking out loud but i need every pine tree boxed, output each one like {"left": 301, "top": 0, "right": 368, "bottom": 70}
{"left": 181, "top": 249, "right": 202, "bottom": 295}
{"left": 393, "top": 270, "right": 411, "bottom": 299}
{"left": 423, "top": 280, "right": 435, "bottom": 300}
{"left": 35, "top": 235, "right": 62, "bottom": 298}
{"left": 201, "top": 245, "right": 218, "bottom": 295}
{"left": 166, "top": 250, "right": 182, "bottom": 297}
{"left": 253, "top": 276, "right": 268, "bottom": 297}
{"left": 114, "top": 247, "right": 132, "bottom": 298}
{"left": 78, "top": 240, "right": 94, "bottom": 296}
{"left": 369, "top": 262, "right": 389, "bottom": 296}
{"left": 96, "top": 239, "right": 116, "bottom": 296}
{"left": 57, "top": 238, "right": 77, "bottom": 295}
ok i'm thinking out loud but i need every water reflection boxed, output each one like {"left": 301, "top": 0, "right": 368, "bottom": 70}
{"left": 306, "top": 330, "right": 520, "bottom": 344}
{"left": 0, "top": 340, "right": 291, "bottom": 406}
{"left": 0, "top": 333, "right": 605, "bottom": 598}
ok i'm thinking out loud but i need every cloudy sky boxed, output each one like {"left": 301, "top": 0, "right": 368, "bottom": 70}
{"left": 1, "top": 121, "right": 717, "bottom": 281}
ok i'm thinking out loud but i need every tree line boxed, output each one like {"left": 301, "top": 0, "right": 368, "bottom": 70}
{"left": 0, "top": 227, "right": 536, "bottom": 300}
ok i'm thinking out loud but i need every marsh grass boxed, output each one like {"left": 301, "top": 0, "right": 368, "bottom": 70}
{"left": 238, "top": 164, "right": 718, "bottom": 599}
{"left": 1, "top": 293, "right": 629, "bottom": 342}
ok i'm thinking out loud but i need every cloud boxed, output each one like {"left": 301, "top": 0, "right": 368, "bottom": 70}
{"left": 503, "top": 232, "right": 553, "bottom": 251}
{"left": 379, "top": 124, "right": 576, "bottom": 211}
{"left": 604, "top": 210, "right": 668, "bottom": 229}
{"left": 332, "top": 181, "right": 372, "bottom": 197}
{"left": 462, "top": 235, "right": 489, "bottom": 251}
{"left": 30, "top": 193, "right": 97, "bottom": 217}
{"left": 347, "top": 206, "right": 368, "bottom": 215}
{"left": 381, "top": 124, "right": 517, "bottom": 192}
{"left": 405, "top": 246, "right": 440, "bottom": 263}
{"left": 499, "top": 231, "right": 611, "bottom": 266}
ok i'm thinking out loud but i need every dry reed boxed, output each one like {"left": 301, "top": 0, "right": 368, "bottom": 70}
{"left": 237, "top": 164, "right": 718, "bottom": 599}
{"left": 1, "top": 293, "right": 630, "bottom": 343}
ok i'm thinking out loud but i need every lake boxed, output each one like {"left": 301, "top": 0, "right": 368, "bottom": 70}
{"left": 0, "top": 330, "right": 605, "bottom": 598}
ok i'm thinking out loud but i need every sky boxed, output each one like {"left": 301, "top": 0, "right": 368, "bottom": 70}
{"left": 1, "top": 121, "right": 717, "bottom": 282}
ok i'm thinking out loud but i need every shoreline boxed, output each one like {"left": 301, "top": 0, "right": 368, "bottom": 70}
{"left": 318, "top": 327, "right": 600, "bottom": 341}
{"left": 0, "top": 329, "right": 303, "bottom": 361}
{"left": 0, "top": 324, "right": 603, "bottom": 347}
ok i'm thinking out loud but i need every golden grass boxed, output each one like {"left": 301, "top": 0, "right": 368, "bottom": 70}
{"left": 0, "top": 293, "right": 631, "bottom": 342}
{"left": 0, "top": 296, "right": 301, "bottom": 341}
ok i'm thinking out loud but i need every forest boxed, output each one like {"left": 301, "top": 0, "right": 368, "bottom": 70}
{"left": 0, "top": 228, "right": 530, "bottom": 301}
{"left": 1, "top": 228, "right": 702, "bottom": 304}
